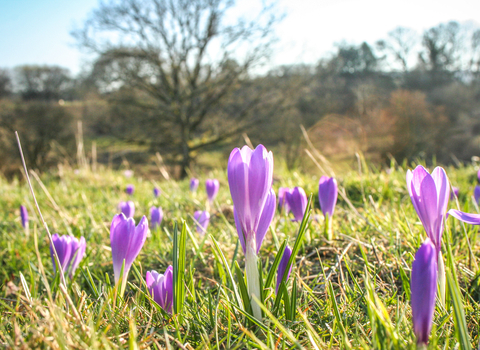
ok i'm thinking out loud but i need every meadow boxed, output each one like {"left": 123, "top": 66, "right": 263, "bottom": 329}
{"left": 1, "top": 146, "right": 480, "bottom": 349}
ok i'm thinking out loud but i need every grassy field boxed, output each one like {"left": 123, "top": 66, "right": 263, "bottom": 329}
{"left": 1, "top": 149, "right": 480, "bottom": 349}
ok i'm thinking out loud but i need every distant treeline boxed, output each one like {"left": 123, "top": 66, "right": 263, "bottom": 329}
{"left": 1, "top": 16, "right": 480, "bottom": 176}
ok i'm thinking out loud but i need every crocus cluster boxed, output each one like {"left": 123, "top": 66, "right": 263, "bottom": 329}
{"left": 194, "top": 210, "right": 210, "bottom": 234}
{"left": 50, "top": 233, "right": 86, "bottom": 277}
{"left": 228, "top": 144, "right": 276, "bottom": 320}
{"left": 146, "top": 266, "right": 173, "bottom": 314}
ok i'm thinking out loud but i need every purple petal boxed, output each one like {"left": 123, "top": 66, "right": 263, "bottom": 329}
{"left": 206, "top": 179, "right": 220, "bottom": 202}
{"left": 20, "top": 205, "right": 28, "bottom": 228}
{"left": 448, "top": 209, "right": 480, "bottom": 225}
{"left": 475, "top": 186, "right": 480, "bottom": 204}
{"left": 411, "top": 239, "right": 437, "bottom": 345}
{"left": 318, "top": 176, "right": 338, "bottom": 217}
{"left": 234, "top": 208, "right": 246, "bottom": 254}
{"left": 256, "top": 189, "right": 276, "bottom": 253}
{"left": 286, "top": 187, "right": 307, "bottom": 222}
{"left": 276, "top": 245, "right": 292, "bottom": 293}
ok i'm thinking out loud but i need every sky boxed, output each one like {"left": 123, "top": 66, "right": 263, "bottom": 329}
{"left": 1, "top": 0, "right": 480, "bottom": 75}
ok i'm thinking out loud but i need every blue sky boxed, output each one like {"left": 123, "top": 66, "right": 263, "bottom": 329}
{"left": 1, "top": 0, "right": 479, "bottom": 75}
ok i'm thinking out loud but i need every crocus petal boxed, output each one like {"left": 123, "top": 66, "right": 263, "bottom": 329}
{"left": 411, "top": 238, "right": 437, "bottom": 345}
{"left": 475, "top": 186, "right": 480, "bottom": 204}
{"left": 234, "top": 208, "right": 246, "bottom": 254}
{"left": 20, "top": 205, "right": 28, "bottom": 228}
{"left": 448, "top": 209, "right": 480, "bottom": 225}
{"left": 146, "top": 266, "right": 173, "bottom": 314}
{"left": 206, "top": 179, "right": 220, "bottom": 202}
{"left": 255, "top": 189, "right": 276, "bottom": 253}
{"left": 318, "top": 176, "right": 338, "bottom": 217}
{"left": 276, "top": 245, "right": 292, "bottom": 293}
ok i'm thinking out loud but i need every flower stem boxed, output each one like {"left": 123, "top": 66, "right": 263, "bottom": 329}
{"left": 246, "top": 237, "right": 262, "bottom": 321}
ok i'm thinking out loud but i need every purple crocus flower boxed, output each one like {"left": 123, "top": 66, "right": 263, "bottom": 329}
{"left": 50, "top": 233, "right": 86, "bottom": 278}
{"left": 318, "top": 176, "right": 338, "bottom": 218}
{"left": 450, "top": 186, "right": 459, "bottom": 200}
{"left": 20, "top": 205, "right": 29, "bottom": 229}
{"left": 153, "top": 187, "right": 160, "bottom": 198}
{"left": 194, "top": 210, "right": 210, "bottom": 234}
{"left": 411, "top": 238, "right": 437, "bottom": 345}
{"left": 110, "top": 214, "right": 148, "bottom": 290}
{"left": 276, "top": 245, "right": 292, "bottom": 293}
{"left": 119, "top": 201, "right": 135, "bottom": 218}
{"left": 206, "top": 179, "right": 220, "bottom": 203}
{"left": 146, "top": 266, "right": 173, "bottom": 314}
{"left": 190, "top": 178, "right": 199, "bottom": 192}
{"left": 228, "top": 144, "right": 275, "bottom": 320}
{"left": 150, "top": 206, "right": 163, "bottom": 229}
{"left": 126, "top": 184, "right": 135, "bottom": 195}
{"left": 286, "top": 187, "right": 307, "bottom": 222}
{"left": 474, "top": 186, "right": 480, "bottom": 204}
{"left": 278, "top": 187, "right": 291, "bottom": 214}
{"left": 406, "top": 165, "right": 449, "bottom": 254}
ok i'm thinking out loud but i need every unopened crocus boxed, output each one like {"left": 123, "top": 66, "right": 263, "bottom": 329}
{"left": 190, "top": 178, "right": 199, "bottom": 192}
{"left": 194, "top": 210, "right": 210, "bottom": 234}
{"left": 119, "top": 201, "right": 135, "bottom": 218}
{"left": 475, "top": 186, "right": 480, "bottom": 204}
{"left": 110, "top": 213, "right": 148, "bottom": 293}
{"left": 411, "top": 239, "right": 437, "bottom": 345}
{"left": 318, "top": 176, "right": 338, "bottom": 218}
{"left": 286, "top": 187, "right": 307, "bottom": 222}
{"left": 206, "top": 179, "right": 220, "bottom": 203}
{"left": 278, "top": 187, "right": 291, "bottom": 214}
{"left": 50, "top": 233, "right": 86, "bottom": 278}
{"left": 150, "top": 207, "right": 163, "bottom": 229}
{"left": 153, "top": 187, "right": 160, "bottom": 198}
{"left": 228, "top": 144, "right": 275, "bottom": 320}
{"left": 276, "top": 245, "right": 292, "bottom": 293}
{"left": 146, "top": 266, "right": 173, "bottom": 314}
{"left": 406, "top": 166, "right": 449, "bottom": 254}
{"left": 20, "top": 205, "right": 28, "bottom": 229}
{"left": 126, "top": 184, "right": 135, "bottom": 195}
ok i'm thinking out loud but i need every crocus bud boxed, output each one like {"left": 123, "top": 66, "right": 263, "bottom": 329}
{"left": 146, "top": 266, "right": 173, "bottom": 314}
{"left": 318, "top": 176, "right": 338, "bottom": 218}
{"left": 286, "top": 187, "right": 307, "bottom": 222}
{"left": 411, "top": 239, "right": 437, "bottom": 345}
{"left": 20, "top": 205, "right": 29, "bottom": 229}
{"left": 153, "top": 187, "right": 160, "bottom": 198}
{"left": 110, "top": 214, "right": 148, "bottom": 289}
{"left": 228, "top": 144, "right": 275, "bottom": 320}
{"left": 206, "top": 179, "right": 220, "bottom": 203}
{"left": 406, "top": 166, "right": 449, "bottom": 254}
{"left": 126, "top": 184, "right": 134, "bottom": 195}
{"left": 475, "top": 186, "right": 480, "bottom": 204}
{"left": 276, "top": 245, "right": 292, "bottom": 293}
{"left": 194, "top": 210, "right": 210, "bottom": 234}
{"left": 450, "top": 186, "right": 459, "bottom": 200}
{"left": 278, "top": 187, "right": 291, "bottom": 214}
{"left": 119, "top": 201, "right": 135, "bottom": 218}
{"left": 50, "top": 233, "right": 86, "bottom": 278}
{"left": 190, "top": 178, "right": 199, "bottom": 192}
{"left": 150, "top": 206, "right": 163, "bottom": 229}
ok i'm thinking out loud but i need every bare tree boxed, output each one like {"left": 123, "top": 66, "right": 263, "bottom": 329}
{"left": 72, "top": 0, "right": 279, "bottom": 177}
{"left": 376, "top": 27, "right": 418, "bottom": 71}
{"left": 15, "top": 65, "right": 72, "bottom": 101}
